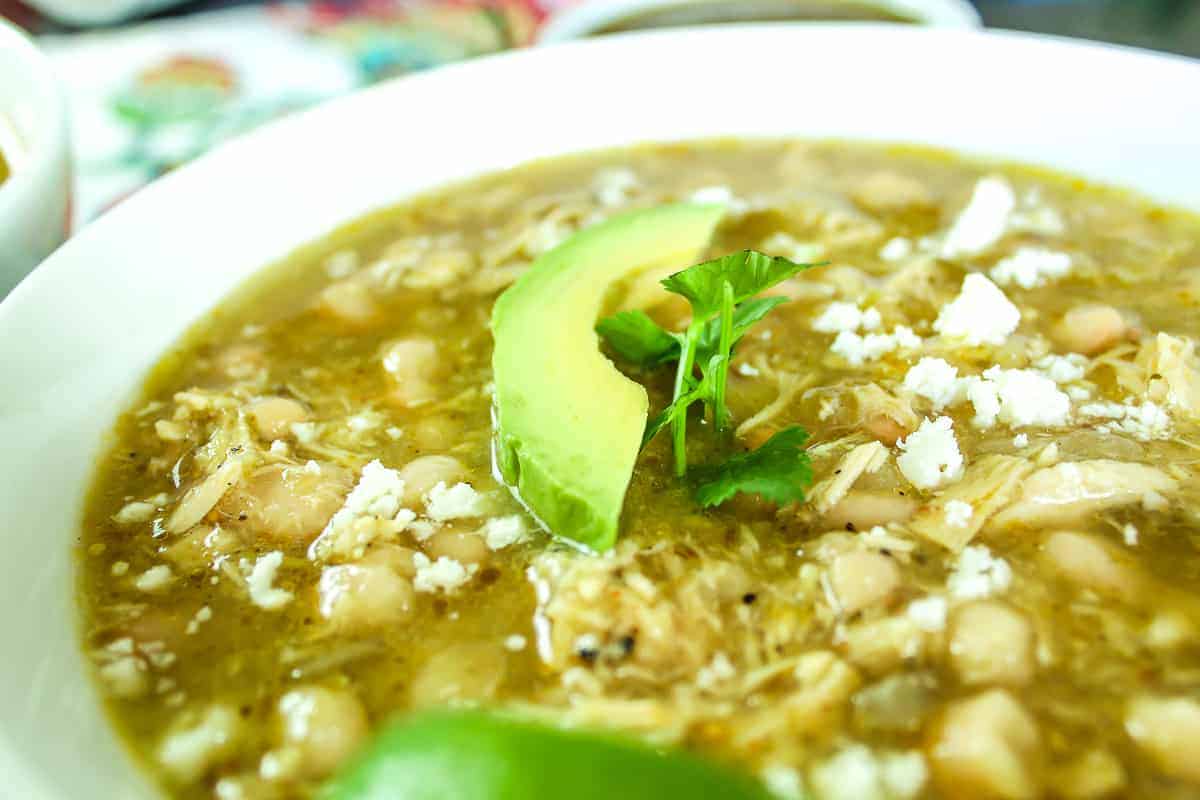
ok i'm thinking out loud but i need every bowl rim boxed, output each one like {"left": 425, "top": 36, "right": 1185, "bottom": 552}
{"left": 1, "top": 22, "right": 1199, "bottom": 799}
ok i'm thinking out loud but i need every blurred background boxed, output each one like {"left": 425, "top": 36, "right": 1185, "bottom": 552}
{"left": 2, "top": 0, "right": 1198, "bottom": 227}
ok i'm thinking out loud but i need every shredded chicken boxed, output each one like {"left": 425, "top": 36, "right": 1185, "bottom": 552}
{"left": 990, "top": 460, "right": 1177, "bottom": 529}
{"left": 908, "top": 455, "right": 1036, "bottom": 551}
{"left": 810, "top": 441, "right": 890, "bottom": 514}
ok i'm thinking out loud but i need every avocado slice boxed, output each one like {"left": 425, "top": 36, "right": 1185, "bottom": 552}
{"left": 321, "top": 709, "right": 773, "bottom": 800}
{"left": 491, "top": 203, "right": 724, "bottom": 551}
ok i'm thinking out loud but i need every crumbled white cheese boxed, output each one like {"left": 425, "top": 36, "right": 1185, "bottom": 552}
{"left": 903, "top": 357, "right": 962, "bottom": 410}
{"left": 831, "top": 326, "right": 922, "bottom": 367}
{"left": 933, "top": 274, "right": 1021, "bottom": 346}
{"left": 135, "top": 565, "right": 174, "bottom": 593}
{"left": 906, "top": 596, "right": 948, "bottom": 633}
{"left": 412, "top": 552, "right": 475, "bottom": 593}
{"left": 814, "top": 302, "right": 885, "bottom": 335}
{"left": 878, "top": 237, "right": 912, "bottom": 262}
{"left": 114, "top": 500, "right": 157, "bottom": 525}
{"left": 242, "top": 551, "right": 293, "bottom": 610}
{"left": 944, "top": 500, "right": 974, "bottom": 528}
{"left": 897, "top": 417, "right": 964, "bottom": 490}
{"left": 940, "top": 176, "right": 1016, "bottom": 258}
{"left": 269, "top": 439, "right": 288, "bottom": 456}
{"left": 948, "top": 545, "right": 1013, "bottom": 599}
{"left": 1035, "top": 353, "right": 1087, "bottom": 384}
{"left": 592, "top": 167, "right": 638, "bottom": 207}
{"left": 504, "top": 634, "right": 527, "bottom": 652}
{"left": 1078, "top": 400, "right": 1171, "bottom": 441}
{"left": 312, "top": 460, "right": 416, "bottom": 560}
{"left": 483, "top": 515, "right": 526, "bottom": 550}
{"left": 977, "top": 366, "right": 1072, "bottom": 428}
{"left": 1012, "top": 433, "right": 1029, "bottom": 448}
{"left": 814, "top": 302, "right": 868, "bottom": 333}
{"left": 989, "top": 247, "right": 1072, "bottom": 289}
{"left": 425, "top": 481, "right": 484, "bottom": 521}
{"left": 1123, "top": 523, "right": 1139, "bottom": 547}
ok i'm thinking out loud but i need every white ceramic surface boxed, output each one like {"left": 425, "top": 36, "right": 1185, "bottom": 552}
{"left": 0, "top": 19, "right": 71, "bottom": 297}
{"left": 0, "top": 24, "right": 1197, "bottom": 799}
{"left": 538, "top": 0, "right": 980, "bottom": 41}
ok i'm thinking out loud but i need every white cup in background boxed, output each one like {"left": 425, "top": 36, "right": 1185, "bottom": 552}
{"left": 539, "top": 0, "right": 981, "bottom": 41}
{"left": 0, "top": 19, "right": 71, "bottom": 297}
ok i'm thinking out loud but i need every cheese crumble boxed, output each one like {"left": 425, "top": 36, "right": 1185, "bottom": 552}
{"left": 940, "top": 176, "right": 1016, "bottom": 259}
{"left": 989, "top": 246, "right": 1072, "bottom": 289}
{"left": 242, "top": 551, "right": 293, "bottom": 610}
{"left": 425, "top": 481, "right": 484, "bottom": 521}
{"left": 947, "top": 545, "right": 1013, "bottom": 599}
{"left": 943, "top": 500, "right": 974, "bottom": 528}
{"left": 906, "top": 596, "right": 948, "bottom": 633}
{"left": 896, "top": 417, "right": 964, "bottom": 490}
{"left": 412, "top": 552, "right": 475, "bottom": 593}
{"left": 933, "top": 274, "right": 1021, "bottom": 346}
{"left": 483, "top": 515, "right": 527, "bottom": 550}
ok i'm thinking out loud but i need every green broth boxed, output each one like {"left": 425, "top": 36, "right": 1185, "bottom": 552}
{"left": 79, "top": 140, "right": 1200, "bottom": 799}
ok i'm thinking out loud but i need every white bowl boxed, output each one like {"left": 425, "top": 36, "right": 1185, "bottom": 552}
{"left": 0, "top": 19, "right": 71, "bottom": 298}
{"left": 538, "top": 0, "right": 980, "bottom": 42}
{"left": 0, "top": 24, "right": 1196, "bottom": 799}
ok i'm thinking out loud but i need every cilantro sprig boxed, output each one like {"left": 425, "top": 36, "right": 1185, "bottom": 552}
{"left": 597, "top": 249, "right": 821, "bottom": 509}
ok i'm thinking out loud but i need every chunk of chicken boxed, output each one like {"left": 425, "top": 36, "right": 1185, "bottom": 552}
{"left": 928, "top": 690, "right": 1043, "bottom": 800}
{"left": 161, "top": 525, "right": 242, "bottom": 575}
{"left": 990, "top": 460, "right": 1176, "bottom": 530}
{"left": 220, "top": 463, "right": 352, "bottom": 546}
{"left": 851, "top": 383, "right": 919, "bottom": 446}
{"left": 810, "top": 441, "right": 889, "bottom": 514}
{"left": 1126, "top": 695, "right": 1200, "bottom": 785}
{"left": 1135, "top": 332, "right": 1200, "bottom": 418}
{"left": 1052, "top": 305, "right": 1129, "bottom": 356}
{"left": 910, "top": 455, "right": 1035, "bottom": 551}
{"left": 947, "top": 601, "right": 1035, "bottom": 686}
{"left": 166, "top": 458, "right": 245, "bottom": 535}
{"left": 840, "top": 615, "right": 928, "bottom": 676}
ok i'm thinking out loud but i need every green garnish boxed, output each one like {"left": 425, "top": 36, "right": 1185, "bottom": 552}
{"left": 322, "top": 709, "right": 773, "bottom": 800}
{"left": 692, "top": 426, "right": 814, "bottom": 507}
{"left": 598, "top": 249, "right": 821, "bottom": 508}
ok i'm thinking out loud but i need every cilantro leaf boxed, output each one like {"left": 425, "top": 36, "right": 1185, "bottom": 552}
{"left": 695, "top": 294, "right": 789, "bottom": 366}
{"left": 660, "top": 250, "right": 816, "bottom": 319}
{"left": 596, "top": 310, "right": 680, "bottom": 368}
{"left": 691, "top": 426, "right": 813, "bottom": 508}
{"left": 599, "top": 295, "right": 789, "bottom": 371}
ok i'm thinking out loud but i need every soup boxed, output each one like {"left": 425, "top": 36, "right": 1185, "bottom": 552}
{"left": 78, "top": 140, "right": 1200, "bottom": 799}
{"left": 0, "top": 148, "right": 8, "bottom": 185}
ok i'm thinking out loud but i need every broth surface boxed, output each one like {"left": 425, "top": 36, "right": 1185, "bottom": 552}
{"left": 79, "top": 140, "right": 1200, "bottom": 799}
